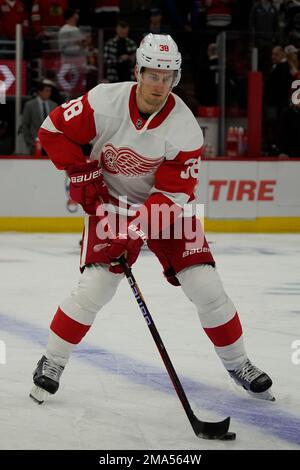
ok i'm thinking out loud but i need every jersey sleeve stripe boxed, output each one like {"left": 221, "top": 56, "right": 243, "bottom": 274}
{"left": 150, "top": 188, "right": 189, "bottom": 207}
{"left": 41, "top": 116, "right": 63, "bottom": 134}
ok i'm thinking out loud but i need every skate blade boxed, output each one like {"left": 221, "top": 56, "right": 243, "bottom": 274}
{"left": 29, "top": 385, "right": 50, "bottom": 404}
{"left": 247, "top": 388, "right": 275, "bottom": 402}
{"left": 229, "top": 377, "right": 275, "bottom": 401}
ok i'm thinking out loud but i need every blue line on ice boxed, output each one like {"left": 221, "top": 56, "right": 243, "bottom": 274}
{"left": 1, "top": 311, "right": 299, "bottom": 446}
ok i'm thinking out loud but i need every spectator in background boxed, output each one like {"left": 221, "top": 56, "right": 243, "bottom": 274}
{"left": 103, "top": 20, "right": 137, "bottom": 82}
{"left": 0, "top": 0, "right": 29, "bottom": 40}
{"left": 148, "top": 7, "right": 170, "bottom": 34}
{"left": 58, "top": 7, "right": 85, "bottom": 57}
{"left": 57, "top": 8, "right": 88, "bottom": 99}
{"left": 288, "top": 11, "right": 300, "bottom": 48}
{"left": 43, "top": 73, "right": 64, "bottom": 104}
{"left": 281, "top": 0, "right": 300, "bottom": 47}
{"left": 67, "top": 0, "right": 91, "bottom": 26}
{"left": 265, "top": 45, "right": 293, "bottom": 110}
{"left": 22, "top": 80, "right": 57, "bottom": 155}
{"left": 31, "top": 0, "right": 68, "bottom": 37}
{"left": 282, "top": 0, "right": 300, "bottom": 33}
{"left": 250, "top": 0, "right": 279, "bottom": 38}
{"left": 278, "top": 90, "right": 300, "bottom": 157}
{"left": 163, "top": 0, "right": 194, "bottom": 31}
{"left": 285, "top": 43, "right": 300, "bottom": 78}
{"left": 250, "top": 0, "right": 279, "bottom": 72}
{"left": 264, "top": 45, "right": 293, "bottom": 151}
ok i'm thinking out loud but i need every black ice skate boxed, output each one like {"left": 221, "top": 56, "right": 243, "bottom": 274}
{"left": 228, "top": 359, "right": 275, "bottom": 401}
{"left": 29, "top": 355, "right": 64, "bottom": 404}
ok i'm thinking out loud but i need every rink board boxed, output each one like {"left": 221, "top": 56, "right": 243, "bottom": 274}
{"left": 0, "top": 156, "right": 300, "bottom": 232}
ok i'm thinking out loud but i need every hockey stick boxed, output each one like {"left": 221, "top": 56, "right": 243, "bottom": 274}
{"left": 119, "top": 257, "right": 236, "bottom": 440}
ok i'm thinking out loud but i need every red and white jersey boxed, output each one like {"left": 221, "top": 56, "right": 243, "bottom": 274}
{"left": 0, "top": 0, "right": 29, "bottom": 39}
{"left": 31, "top": 0, "right": 67, "bottom": 34}
{"left": 39, "top": 81, "right": 203, "bottom": 210}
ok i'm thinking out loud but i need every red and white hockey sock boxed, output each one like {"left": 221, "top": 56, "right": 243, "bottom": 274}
{"left": 45, "top": 264, "right": 122, "bottom": 366}
{"left": 203, "top": 313, "right": 247, "bottom": 370}
{"left": 178, "top": 264, "right": 248, "bottom": 370}
{"left": 46, "top": 307, "right": 92, "bottom": 366}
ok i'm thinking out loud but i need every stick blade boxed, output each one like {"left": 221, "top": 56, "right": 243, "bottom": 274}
{"left": 191, "top": 414, "right": 232, "bottom": 440}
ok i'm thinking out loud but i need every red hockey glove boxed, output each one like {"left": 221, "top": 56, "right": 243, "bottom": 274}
{"left": 106, "top": 223, "right": 146, "bottom": 273}
{"left": 67, "top": 160, "right": 109, "bottom": 215}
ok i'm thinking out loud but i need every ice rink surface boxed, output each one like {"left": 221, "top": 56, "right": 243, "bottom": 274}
{"left": 0, "top": 232, "right": 300, "bottom": 450}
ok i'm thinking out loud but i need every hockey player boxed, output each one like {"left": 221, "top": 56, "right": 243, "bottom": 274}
{"left": 30, "top": 33, "right": 274, "bottom": 404}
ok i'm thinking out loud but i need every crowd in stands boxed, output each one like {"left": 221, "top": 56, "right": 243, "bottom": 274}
{"left": 1, "top": 1, "right": 300, "bottom": 156}
{"left": 0, "top": 1, "right": 299, "bottom": 41}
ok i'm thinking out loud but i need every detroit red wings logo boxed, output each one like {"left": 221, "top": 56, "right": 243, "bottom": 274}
{"left": 101, "top": 143, "right": 164, "bottom": 177}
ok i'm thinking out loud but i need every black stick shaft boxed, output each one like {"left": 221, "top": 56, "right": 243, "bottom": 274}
{"left": 120, "top": 258, "right": 197, "bottom": 427}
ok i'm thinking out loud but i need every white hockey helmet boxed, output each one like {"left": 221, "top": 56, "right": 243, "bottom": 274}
{"left": 136, "top": 33, "right": 182, "bottom": 87}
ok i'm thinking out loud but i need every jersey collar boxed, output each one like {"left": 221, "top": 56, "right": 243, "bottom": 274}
{"left": 129, "top": 83, "right": 175, "bottom": 131}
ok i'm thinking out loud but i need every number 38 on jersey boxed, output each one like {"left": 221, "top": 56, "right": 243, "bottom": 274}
{"left": 62, "top": 96, "right": 84, "bottom": 122}
{"left": 180, "top": 158, "right": 201, "bottom": 179}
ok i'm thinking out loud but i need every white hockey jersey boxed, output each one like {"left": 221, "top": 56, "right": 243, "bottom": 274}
{"left": 40, "top": 81, "right": 204, "bottom": 209}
